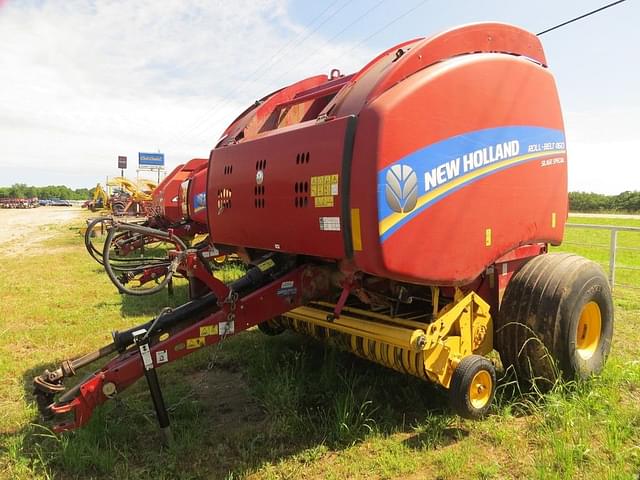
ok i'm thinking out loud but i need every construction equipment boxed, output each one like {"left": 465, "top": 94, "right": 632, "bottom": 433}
{"left": 83, "top": 184, "right": 109, "bottom": 211}
{"left": 106, "top": 177, "right": 157, "bottom": 216}
{"left": 34, "top": 23, "right": 613, "bottom": 436}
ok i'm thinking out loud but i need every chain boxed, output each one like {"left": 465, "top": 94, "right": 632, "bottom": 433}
{"left": 166, "top": 325, "right": 230, "bottom": 413}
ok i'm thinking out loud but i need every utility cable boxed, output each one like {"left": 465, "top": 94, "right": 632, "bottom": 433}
{"left": 537, "top": 0, "right": 627, "bottom": 36}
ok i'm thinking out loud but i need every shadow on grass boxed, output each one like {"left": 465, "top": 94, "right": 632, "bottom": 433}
{"left": 14, "top": 329, "right": 477, "bottom": 479}
{"left": 90, "top": 281, "right": 190, "bottom": 318}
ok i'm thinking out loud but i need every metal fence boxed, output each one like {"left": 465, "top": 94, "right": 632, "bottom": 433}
{"left": 564, "top": 223, "right": 640, "bottom": 292}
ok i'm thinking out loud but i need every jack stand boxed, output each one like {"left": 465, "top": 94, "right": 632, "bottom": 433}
{"left": 327, "top": 280, "right": 354, "bottom": 321}
{"left": 132, "top": 329, "right": 173, "bottom": 447}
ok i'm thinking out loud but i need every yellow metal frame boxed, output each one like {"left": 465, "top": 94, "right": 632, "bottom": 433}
{"left": 281, "top": 289, "right": 493, "bottom": 390}
{"left": 107, "top": 177, "right": 156, "bottom": 202}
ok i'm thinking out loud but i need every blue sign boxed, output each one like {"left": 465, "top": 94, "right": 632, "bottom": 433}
{"left": 138, "top": 152, "right": 165, "bottom": 166}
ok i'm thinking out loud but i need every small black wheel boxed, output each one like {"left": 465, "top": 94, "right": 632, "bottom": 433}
{"left": 449, "top": 355, "right": 496, "bottom": 419}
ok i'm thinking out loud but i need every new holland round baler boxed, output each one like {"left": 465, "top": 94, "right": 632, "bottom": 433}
{"left": 35, "top": 23, "right": 613, "bottom": 436}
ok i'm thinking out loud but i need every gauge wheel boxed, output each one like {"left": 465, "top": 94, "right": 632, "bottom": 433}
{"left": 449, "top": 355, "right": 496, "bottom": 419}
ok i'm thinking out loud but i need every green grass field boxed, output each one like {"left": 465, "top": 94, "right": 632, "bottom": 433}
{"left": 0, "top": 214, "right": 639, "bottom": 479}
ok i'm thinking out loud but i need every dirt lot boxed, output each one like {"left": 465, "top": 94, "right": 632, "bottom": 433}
{"left": 0, "top": 206, "right": 83, "bottom": 255}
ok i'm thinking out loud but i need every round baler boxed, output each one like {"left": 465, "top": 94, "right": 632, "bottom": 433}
{"left": 34, "top": 23, "right": 613, "bottom": 435}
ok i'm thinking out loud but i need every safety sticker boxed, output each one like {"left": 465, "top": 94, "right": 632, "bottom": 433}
{"left": 219, "top": 320, "right": 235, "bottom": 335}
{"left": 319, "top": 217, "right": 341, "bottom": 231}
{"left": 257, "top": 258, "right": 275, "bottom": 272}
{"left": 310, "top": 174, "right": 339, "bottom": 198}
{"left": 314, "top": 196, "right": 334, "bottom": 208}
{"left": 139, "top": 343, "right": 154, "bottom": 371}
{"left": 200, "top": 325, "right": 218, "bottom": 337}
{"left": 186, "top": 337, "right": 206, "bottom": 349}
{"left": 156, "top": 350, "right": 169, "bottom": 364}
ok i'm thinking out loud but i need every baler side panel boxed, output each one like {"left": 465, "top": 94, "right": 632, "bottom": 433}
{"left": 154, "top": 159, "right": 207, "bottom": 223}
{"left": 208, "top": 118, "right": 351, "bottom": 258}
{"left": 351, "top": 54, "right": 567, "bottom": 284}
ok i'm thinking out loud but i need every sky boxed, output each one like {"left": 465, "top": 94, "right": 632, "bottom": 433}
{"left": 0, "top": 0, "right": 638, "bottom": 194}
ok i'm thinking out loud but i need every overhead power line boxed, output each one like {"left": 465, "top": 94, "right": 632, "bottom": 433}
{"left": 537, "top": 0, "right": 628, "bottom": 36}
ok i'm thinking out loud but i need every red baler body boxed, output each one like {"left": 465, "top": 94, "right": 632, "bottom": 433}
{"left": 207, "top": 23, "right": 567, "bottom": 285}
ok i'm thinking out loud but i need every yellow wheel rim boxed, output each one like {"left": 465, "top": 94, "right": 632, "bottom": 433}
{"left": 576, "top": 301, "right": 602, "bottom": 360}
{"left": 469, "top": 370, "right": 492, "bottom": 409}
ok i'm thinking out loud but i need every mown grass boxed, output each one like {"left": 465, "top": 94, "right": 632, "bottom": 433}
{"left": 0, "top": 213, "right": 639, "bottom": 479}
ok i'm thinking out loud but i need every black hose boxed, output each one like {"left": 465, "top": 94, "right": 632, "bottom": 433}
{"left": 84, "top": 216, "right": 113, "bottom": 265}
{"left": 103, "top": 224, "right": 179, "bottom": 296}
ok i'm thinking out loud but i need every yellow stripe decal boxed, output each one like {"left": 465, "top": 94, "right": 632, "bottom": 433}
{"left": 351, "top": 208, "right": 363, "bottom": 251}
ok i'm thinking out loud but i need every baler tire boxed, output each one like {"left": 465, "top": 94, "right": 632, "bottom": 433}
{"left": 496, "top": 253, "right": 613, "bottom": 388}
{"left": 449, "top": 355, "right": 496, "bottom": 419}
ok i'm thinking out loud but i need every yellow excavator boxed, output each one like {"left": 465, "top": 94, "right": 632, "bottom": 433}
{"left": 85, "top": 184, "right": 109, "bottom": 212}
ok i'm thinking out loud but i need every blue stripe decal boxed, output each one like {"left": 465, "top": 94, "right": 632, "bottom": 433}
{"left": 378, "top": 126, "right": 566, "bottom": 242}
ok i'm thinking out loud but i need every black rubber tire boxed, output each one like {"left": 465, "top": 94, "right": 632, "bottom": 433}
{"left": 112, "top": 202, "right": 125, "bottom": 215}
{"left": 449, "top": 355, "right": 496, "bottom": 419}
{"left": 496, "top": 253, "right": 613, "bottom": 388}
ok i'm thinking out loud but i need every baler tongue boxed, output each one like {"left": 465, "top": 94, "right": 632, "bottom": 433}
{"left": 33, "top": 252, "right": 329, "bottom": 438}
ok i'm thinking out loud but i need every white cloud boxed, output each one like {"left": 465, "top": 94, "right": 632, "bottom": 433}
{"left": 564, "top": 109, "right": 640, "bottom": 194}
{"left": 0, "top": 0, "right": 373, "bottom": 187}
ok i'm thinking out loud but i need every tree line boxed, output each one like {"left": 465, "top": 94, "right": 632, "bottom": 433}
{"left": 0, "top": 184, "right": 91, "bottom": 200}
{"left": 0, "top": 183, "right": 638, "bottom": 211}
{"left": 569, "top": 191, "right": 640, "bottom": 212}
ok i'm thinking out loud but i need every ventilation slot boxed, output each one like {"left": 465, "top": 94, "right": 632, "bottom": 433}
{"left": 254, "top": 184, "right": 265, "bottom": 208}
{"left": 295, "top": 152, "right": 310, "bottom": 165}
{"left": 223, "top": 165, "right": 233, "bottom": 175}
{"left": 217, "top": 188, "right": 232, "bottom": 211}
{"left": 294, "top": 181, "right": 309, "bottom": 208}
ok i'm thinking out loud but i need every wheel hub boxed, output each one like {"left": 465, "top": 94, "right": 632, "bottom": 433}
{"left": 576, "top": 301, "right": 602, "bottom": 360}
{"left": 469, "top": 370, "right": 492, "bottom": 409}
